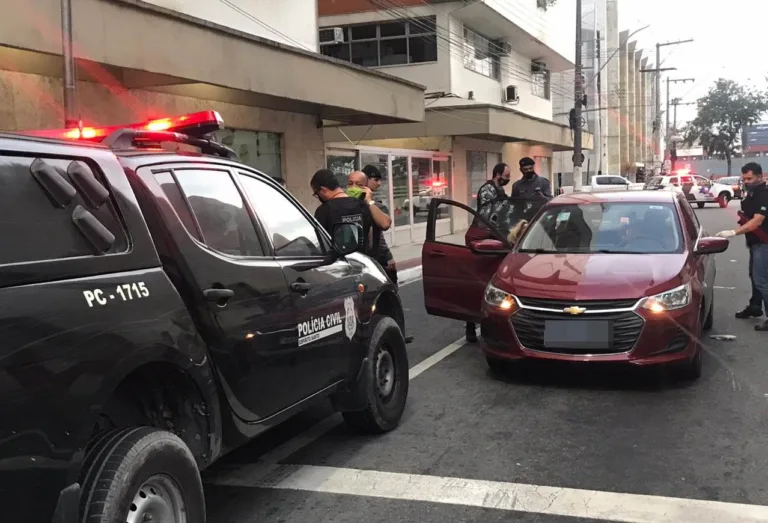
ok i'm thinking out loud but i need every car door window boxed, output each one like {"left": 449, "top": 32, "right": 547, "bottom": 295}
{"left": 611, "top": 176, "right": 628, "bottom": 185}
{"left": 678, "top": 198, "right": 700, "bottom": 240}
{"left": 172, "top": 169, "right": 264, "bottom": 257}
{"left": 595, "top": 177, "right": 609, "bottom": 185}
{"left": 238, "top": 174, "right": 326, "bottom": 257}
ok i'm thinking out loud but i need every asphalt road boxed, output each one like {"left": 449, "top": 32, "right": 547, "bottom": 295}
{"left": 203, "top": 200, "right": 768, "bottom": 523}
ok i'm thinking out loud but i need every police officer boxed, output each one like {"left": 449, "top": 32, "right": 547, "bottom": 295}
{"left": 464, "top": 163, "right": 511, "bottom": 343}
{"left": 716, "top": 162, "right": 768, "bottom": 331}
{"left": 511, "top": 157, "right": 553, "bottom": 199}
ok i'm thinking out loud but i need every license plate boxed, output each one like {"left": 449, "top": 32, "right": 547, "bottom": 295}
{"left": 543, "top": 320, "right": 613, "bottom": 350}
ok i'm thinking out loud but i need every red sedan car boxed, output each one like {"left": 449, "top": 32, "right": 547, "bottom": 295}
{"left": 422, "top": 190, "right": 730, "bottom": 380}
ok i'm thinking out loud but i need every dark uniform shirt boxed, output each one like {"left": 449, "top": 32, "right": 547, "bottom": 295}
{"left": 374, "top": 199, "right": 393, "bottom": 263}
{"left": 314, "top": 197, "right": 374, "bottom": 255}
{"left": 476, "top": 181, "right": 507, "bottom": 210}
{"left": 511, "top": 174, "right": 553, "bottom": 199}
{"left": 742, "top": 182, "right": 768, "bottom": 246}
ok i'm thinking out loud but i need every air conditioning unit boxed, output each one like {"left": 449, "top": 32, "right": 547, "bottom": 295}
{"left": 319, "top": 27, "right": 345, "bottom": 45}
{"left": 491, "top": 40, "right": 512, "bottom": 56}
{"left": 504, "top": 85, "right": 519, "bottom": 104}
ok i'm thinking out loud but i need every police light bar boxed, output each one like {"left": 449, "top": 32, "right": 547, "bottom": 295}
{"left": 19, "top": 110, "right": 224, "bottom": 142}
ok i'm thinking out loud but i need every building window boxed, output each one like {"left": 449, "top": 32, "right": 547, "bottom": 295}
{"left": 463, "top": 27, "right": 500, "bottom": 80}
{"left": 531, "top": 62, "right": 551, "bottom": 100}
{"left": 212, "top": 129, "right": 283, "bottom": 179}
{"left": 319, "top": 17, "right": 437, "bottom": 67}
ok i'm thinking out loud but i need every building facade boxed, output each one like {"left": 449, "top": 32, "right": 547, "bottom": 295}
{"left": 318, "top": 0, "right": 592, "bottom": 246}
{"left": 0, "top": 0, "right": 425, "bottom": 209}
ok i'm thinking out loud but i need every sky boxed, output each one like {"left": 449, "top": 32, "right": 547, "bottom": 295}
{"left": 617, "top": 0, "right": 768, "bottom": 127}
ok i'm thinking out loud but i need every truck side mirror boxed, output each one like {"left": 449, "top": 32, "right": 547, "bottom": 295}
{"left": 331, "top": 222, "right": 364, "bottom": 256}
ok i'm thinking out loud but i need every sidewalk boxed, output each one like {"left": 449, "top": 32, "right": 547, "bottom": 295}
{"left": 388, "top": 229, "right": 469, "bottom": 285}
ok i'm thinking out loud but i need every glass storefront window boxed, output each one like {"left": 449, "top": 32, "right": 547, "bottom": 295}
{"left": 410, "top": 157, "right": 432, "bottom": 225}
{"left": 392, "top": 156, "right": 410, "bottom": 228}
{"left": 213, "top": 129, "right": 282, "bottom": 179}
{"left": 326, "top": 153, "right": 357, "bottom": 187}
{"left": 467, "top": 152, "right": 501, "bottom": 207}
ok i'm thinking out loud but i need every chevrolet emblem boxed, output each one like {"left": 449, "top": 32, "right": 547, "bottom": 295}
{"left": 563, "top": 306, "right": 587, "bottom": 315}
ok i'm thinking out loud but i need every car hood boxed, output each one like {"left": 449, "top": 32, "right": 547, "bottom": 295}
{"left": 495, "top": 253, "right": 687, "bottom": 300}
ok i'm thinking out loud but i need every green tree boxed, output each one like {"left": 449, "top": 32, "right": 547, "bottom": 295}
{"left": 684, "top": 79, "right": 768, "bottom": 175}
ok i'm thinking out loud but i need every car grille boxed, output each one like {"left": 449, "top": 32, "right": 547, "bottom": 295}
{"left": 516, "top": 297, "right": 639, "bottom": 310}
{"left": 510, "top": 309, "right": 645, "bottom": 355}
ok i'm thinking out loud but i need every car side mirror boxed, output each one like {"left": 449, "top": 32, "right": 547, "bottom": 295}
{"left": 695, "top": 236, "right": 729, "bottom": 255}
{"left": 470, "top": 238, "right": 508, "bottom": 254}
{"left": 331, "top": 222, "right": 364, "bottom": 256}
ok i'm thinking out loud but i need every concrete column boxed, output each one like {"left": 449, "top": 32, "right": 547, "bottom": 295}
{"left": 618, "top": 30, "right": 629, "bottom": 176}
{"left": 626, "top": 41, "right": 637, "bottom": 177}
{"left": 634, "top": 50, "right": 643, "bottom": 171}
{"left": 605, "top": 1, "right": 620, "bottom": 174}
{"left": 640, "top": 57, "right": 648, "bottom": 166}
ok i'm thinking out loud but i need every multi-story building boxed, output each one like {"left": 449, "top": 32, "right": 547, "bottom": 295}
{"left": 0, "top": 0, "right": 424, "bottom": 207}
{"left": 318, "top": 0, "right": 592, "bottom": 247}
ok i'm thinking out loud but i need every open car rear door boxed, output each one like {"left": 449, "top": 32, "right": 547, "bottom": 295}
{"left": 422, "top": 196, "right": 547, "bottom": 322}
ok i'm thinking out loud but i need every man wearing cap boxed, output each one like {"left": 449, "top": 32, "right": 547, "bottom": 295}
{"left": 511, "top": 157, "right": 553, "bottom": 199}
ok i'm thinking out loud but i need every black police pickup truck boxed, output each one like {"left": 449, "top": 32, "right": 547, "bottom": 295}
{"left": 0, "top": 111, "right": 409, "bottom": 523}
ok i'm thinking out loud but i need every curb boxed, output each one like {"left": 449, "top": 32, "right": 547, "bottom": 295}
{"left": 398, "top": 265, "right": 422, "bottom": 286}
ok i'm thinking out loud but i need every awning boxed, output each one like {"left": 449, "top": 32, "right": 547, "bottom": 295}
{"left": 1, "top": 0, "right": 425, "bottom": 126}
{"left": 323, "top": 103, "right": 593, "bottom": 151}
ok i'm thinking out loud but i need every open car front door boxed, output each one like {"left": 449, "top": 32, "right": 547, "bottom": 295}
{"left": 422, "top": 196, "right": 547, "bottom": 323}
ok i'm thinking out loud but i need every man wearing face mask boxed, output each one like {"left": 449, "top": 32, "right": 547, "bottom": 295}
{"left": 511, "top": 157, "right": 553, "bottom": 199}
{"left": 716, "top": 162, "right": 768, "bottom": 331}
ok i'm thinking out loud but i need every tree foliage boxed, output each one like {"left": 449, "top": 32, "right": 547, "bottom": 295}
{"left": 684, "top": 79, "right": 768, "bottom": 175}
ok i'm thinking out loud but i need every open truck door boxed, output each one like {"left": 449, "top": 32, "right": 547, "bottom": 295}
{"left": 421, "top": 196, "right": 547, "bottom": 323}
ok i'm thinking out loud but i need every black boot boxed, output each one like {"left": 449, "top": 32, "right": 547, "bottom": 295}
{"left": 465, "top": 322, "right": 478, "bottom": 343}
{"left": 735, "top": 306, "right": 763, "bottom": 319}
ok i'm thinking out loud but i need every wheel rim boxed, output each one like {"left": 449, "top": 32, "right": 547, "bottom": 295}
{"left": 375, "top": 345, "right": 396, "bottom": 401}
{"left": 126, "top": 474, "right": 187, "bottom": 523}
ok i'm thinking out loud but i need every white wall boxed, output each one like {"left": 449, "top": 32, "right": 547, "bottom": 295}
{"left": 145, "top": 0, "right": 319, "bottom": 52}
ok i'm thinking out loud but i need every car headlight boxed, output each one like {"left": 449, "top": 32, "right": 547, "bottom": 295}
{"left": 641, "top": 283, "right": 691, "bottom": 313}
{"left": 484, "top": 283, "right": 519, "bottom": 313}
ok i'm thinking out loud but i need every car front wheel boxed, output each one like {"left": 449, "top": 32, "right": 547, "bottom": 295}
{"left": 718, "top": 192, "right": 731, "bottom": 208}
{"left": 342, "top": 315, "right": 409, "bottom": 433}
{"left": 80, "top": 427, "right": 205, "bottom": 523}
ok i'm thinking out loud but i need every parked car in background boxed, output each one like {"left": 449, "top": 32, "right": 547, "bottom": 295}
{"left": 559, "top": 174, "right": 644, "bottom": 195}
{"left": 644, "top": 170, "right": 734, "bottom": 208}
{"left": 716, "top": 176, "right": 744, "bottom": 199}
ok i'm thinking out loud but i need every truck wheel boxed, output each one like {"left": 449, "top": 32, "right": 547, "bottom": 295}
{"left": 342, "top": 316, "right": 409, "bottom": 434}
{"left": 80, "top": 427, "right": 205, "bottom": 523}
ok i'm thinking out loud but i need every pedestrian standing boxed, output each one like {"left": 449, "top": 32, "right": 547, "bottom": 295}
{"left": 511, "top": 157, "right": 553, "bottom": 199}
{"left": 360, "top": 165, "right": 398, "bottom": 286}
{"left": 715, "top": 162, "right": 768, "bottom": 331}
{"left": 464, "top": 162, "right": 511, "bottom": 343}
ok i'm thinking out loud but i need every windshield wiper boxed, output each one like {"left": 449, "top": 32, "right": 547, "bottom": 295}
{"left": 595, "top": 249, "right": 646, "bottom": 254}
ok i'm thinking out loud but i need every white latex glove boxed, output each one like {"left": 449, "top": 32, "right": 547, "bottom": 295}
{"left": 715, "top": 230, "right": 736, "bottom": 238}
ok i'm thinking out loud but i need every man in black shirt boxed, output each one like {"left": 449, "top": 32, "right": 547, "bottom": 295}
{"left": 311, "top": 169, "right": 390, "bottom": 256}
{"left": 511, "top": 157, "right": 553, "bottom": 199}
{"left": 716, "top": 162, "right": 768, "bottom": 331}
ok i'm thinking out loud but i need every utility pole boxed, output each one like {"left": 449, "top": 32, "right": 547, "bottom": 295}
{"left": 640, "top": 66, "right": 676, "bottom": 171}
{"left": 61, "top": 0, "right": 78, "bottom": 129}
{"left": 573, "top": 0, "right": 585, "bottom": 191}
{"left": 665, "top": 78, "right": 694, "bottom": 148}
{"left": 651, "top": 39, "right": 693, "bottom": 172}
{"left": 669, "top": 98, "right": 695, "bottom": 171}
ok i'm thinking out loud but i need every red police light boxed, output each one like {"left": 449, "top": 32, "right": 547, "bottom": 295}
{"left": 18, "top": 111, "right": 224, "bottom": 142}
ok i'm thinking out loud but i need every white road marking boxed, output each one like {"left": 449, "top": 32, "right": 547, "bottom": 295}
{"left": 714, "top": 286, "right": 736, "bottom": 290}
{"left": 210, "top": 464, "right": 768, "bottom": 523}
{"left": 251, "top": 336, "right": 467, "bottom": 464}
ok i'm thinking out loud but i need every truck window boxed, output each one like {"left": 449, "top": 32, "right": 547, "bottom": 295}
{"left": 595, "top": 177, "right": 609, "bottom": 185}
{"left": 0, "top": 155, "right": 127, "bottom": 265}
{"left": 173, "top": 169, "right": 264, "bottom": 257}
{"left": 238, "top": 174, "right": 326, "bottom": 257}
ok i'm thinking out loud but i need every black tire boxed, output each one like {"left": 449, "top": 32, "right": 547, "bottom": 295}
{"left": 678, "top": 345, "right": 702, "bottom": 381}
{"left": 80, "top": 427, "right": 204, "bottom": 523}
{"left": 342, "top": 316, "right": 409, "bottom": 434}
{"left": 697, "top": 202, "right": 705, "bottom": 209}
{"left": 703, "top": 300, "right": 714, "bottom": 331}
{"left": 718, "top": 192, "right": 731, "bottom": 208}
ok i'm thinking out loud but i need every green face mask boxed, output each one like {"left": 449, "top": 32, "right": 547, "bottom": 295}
{"left": 346, "top": 186, "right": 364, "bottom": 199}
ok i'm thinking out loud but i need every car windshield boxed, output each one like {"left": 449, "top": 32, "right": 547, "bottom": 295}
{"left": 517, "top": 202, "right": 683, "bottom": 254}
